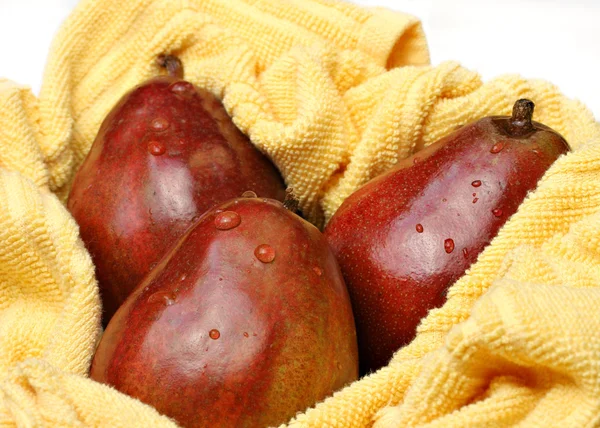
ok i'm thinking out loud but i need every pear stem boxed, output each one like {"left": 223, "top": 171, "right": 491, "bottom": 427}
{"left": 156, "top": 54, "right": 184, "bottom": 79}
{"left": 283, "top": 188, "right": 299, "bottom": 213}
{"left": 508, "top": 99, "right": 535, "bottom": 136}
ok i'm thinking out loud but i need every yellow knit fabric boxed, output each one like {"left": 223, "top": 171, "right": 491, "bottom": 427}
{"left": 1, "top": 0, "right": 599, "bottom": 426}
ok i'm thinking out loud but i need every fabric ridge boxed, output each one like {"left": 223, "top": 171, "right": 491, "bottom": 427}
{"left": 0, "top": 0, "right": 599, "bottom": 427}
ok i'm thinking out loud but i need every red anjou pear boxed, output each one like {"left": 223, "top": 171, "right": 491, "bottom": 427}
{"left": 324, "top": 99, "right": 571, "bottom": 374}
{"left": 67, "top": 55, "right": 285, "bottom": 325}
{"left": 90, "top": 193, "right": 358, "bottom": 428}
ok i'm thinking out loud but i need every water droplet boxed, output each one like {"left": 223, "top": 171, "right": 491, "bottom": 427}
{"left": 444, "top": 238, "right": 455, "bottom": 254}
{"left": 336, "top": 362, "right": 342, "bottom": 370}
{"left": 462, "top": 248, "right": 468, "bottom": 258}
{"left": 471, "top": 180, "right": 482, "bottom": 187}
{"left": 416, "top": 224, "right": 424, "bottom": 233}
{"left": 255, "top": 244, "right": 275, "bottom": 263}
{"left": 241, "top": 190, "right": 257, "bottom": 198}
{"left": 150, "top": 117, "right": 170, "bottom": 131}
{"left": 490, "top": 141, "right": 505, "bottom": 154}
{"left": 169, "top": 81, "right": 196, "bottom": 97}
{"left": 214, "top": 211, "right": 241, "bottom": 230}
{"left": 472, "top": 197, "right": 479, "bottom": 203}
{"left": 180, "top": 274, "right": 187, "bottom": 281}
{"left": 178, "top": 139, "right": 186, "bottom": 145}
{"left": 313, "top": 266, "right": 322, "bottom": 276}
{"left": 147, "top": 141, "right": 166, "bottom": 156}
{"left": 413, "top": 157, "right": 420, "bottom": 165}
{"left": 492, "top": 208, "right": 503, "bottom": 217}
{"left": 243, "top": 332, "right": 249, "bottom": 338}
{"left": 209, "top": 329, "right": 220, "bottom": 340}
{"left": 148, "top": 292, "right": 176, "bottom": 306}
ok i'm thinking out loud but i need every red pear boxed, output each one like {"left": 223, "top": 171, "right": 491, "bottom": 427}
{"left": 324, "top": 99, "right": 571, "bottom": 374}
{"left": 90, "top": 195, "right": 358, "bottom": 428}
{"left": 67, "top": 55, "right": 285, "bottom": 325}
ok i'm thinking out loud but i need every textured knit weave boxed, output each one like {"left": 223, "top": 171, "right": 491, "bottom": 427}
{"left": 1, "top": 0, "right": 599, "bottom": 427}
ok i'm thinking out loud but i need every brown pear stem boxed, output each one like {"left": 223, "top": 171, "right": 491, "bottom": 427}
{"left": 283, "top": 188, "right": 299, "bottom": 213}
{"left": 156, "top": 54, "right": 184, "bottom": 79}
{"left": 508, "top": 99, "right": 535, "bottom": 136}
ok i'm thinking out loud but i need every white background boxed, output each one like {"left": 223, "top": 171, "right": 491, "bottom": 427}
{"left": 1, "top": 0, "right": 599, "bottom": 119}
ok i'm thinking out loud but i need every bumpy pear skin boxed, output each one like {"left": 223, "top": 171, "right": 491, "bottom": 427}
{"left": 90, "top": 196, "right": 358, "bottom": 428}
{"left": 324, "top": 99, "right": 571, "bottom": 374}
{"left": 67, "top": 56, "right": 285, "bottom": 325}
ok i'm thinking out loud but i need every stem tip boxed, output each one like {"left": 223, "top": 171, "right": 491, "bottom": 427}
{"left": 156, "top": 54, "right": 184, "bottom": 79}
{"left": 509, "top": 99, "right": 535, "bottom": 135}
{"left": 283, "top": 188, "right": 300, "bottom": 213}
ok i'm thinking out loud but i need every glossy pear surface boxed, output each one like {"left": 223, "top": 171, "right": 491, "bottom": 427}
{"left": 325, "top": 100, "right": 570, "bottom": 373}
{"left": 68, "top": 76, "right": 285, "bottom": 324}
{"left": 91, "top": 197, "right": 358, "bottom": 427}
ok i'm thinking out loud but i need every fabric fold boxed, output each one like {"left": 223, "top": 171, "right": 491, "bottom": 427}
{"left": 0, "top": 0, "right": 599, "bottom": 426}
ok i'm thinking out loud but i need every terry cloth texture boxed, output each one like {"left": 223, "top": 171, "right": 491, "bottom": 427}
{"left": 0, "top": 0, "right": 599, "bottom": 426}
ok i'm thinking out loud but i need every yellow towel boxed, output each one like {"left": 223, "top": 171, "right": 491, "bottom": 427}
{"left": 1, "top": 0, "right": 599, "bottom": 426}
